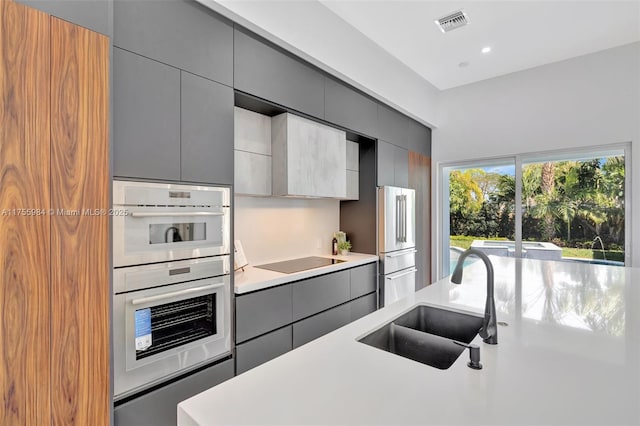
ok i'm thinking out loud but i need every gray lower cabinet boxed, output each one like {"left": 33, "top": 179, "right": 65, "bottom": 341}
{"left": 236, "top": 326, "right": 292, "bottom": 375}
{"left": 181, "top": 72, "right": 234, "bottom": 184}
{"left": 114, "top": 358, "right": 234, "bottom": 426}
{"left": 292, "top": 270, "right": 350, "bottom": 321}
{"left": 234, "top": 28, "right": 325, "bottom": 119}
{"left": 114, "top": 0, "right": 233, "bottom": 86}
{"left": 350, "top": 262, "right": 376, "bottom": 299}
{"left": 293, "top": 303, "right": 351, "bottom": 348}
{"left": 350, "top": 293, "right": 377, "bottom": 321}
{"left": 377, "top": 140, "right": 408, "bottom": 187}
{"left": 234, "top": 263, "right": 377, "bottom": 372}
{"left": 324, "top": 77, "right": 377, "bottom": 137}
{"left": 235, "top": 283, "right": 292, "bottom": 343}
{"left": 114, "top": 48, "right": 181, "bottom": 181}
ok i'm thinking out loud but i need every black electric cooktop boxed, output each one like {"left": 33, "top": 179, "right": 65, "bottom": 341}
{"left": 255, "top": 256, "right": 345, "bottom": 274}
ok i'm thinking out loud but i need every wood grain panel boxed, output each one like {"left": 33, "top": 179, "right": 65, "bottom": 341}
{"left": 409, "top": 151, "right": 431, "bottom": 288}
{"left": 50, "top": 17, "right": 110, "bottom": 426}
{"left": 0, "top": 1, "right": 51, "bottom": 424}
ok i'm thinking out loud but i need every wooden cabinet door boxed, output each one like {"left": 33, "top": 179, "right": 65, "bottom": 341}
{"left": 0, "top": 2, "right": 51, "bottom": 424}
{"left": 50, "top": 17, "right": 110, "bottom": 426}
{"left": 409, "top": 151, "right": 432, "bottom": 288}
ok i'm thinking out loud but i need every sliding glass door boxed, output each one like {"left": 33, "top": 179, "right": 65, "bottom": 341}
{"left": 440, "top": 144, "right": 629, "bottom": 278}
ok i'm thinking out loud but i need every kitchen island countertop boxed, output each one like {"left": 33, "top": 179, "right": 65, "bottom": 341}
{"left": 180, "top": 257, "right": 640, "bottom": 425}
{"left": 234, "top": 252, "right": 378, "bottom": 294}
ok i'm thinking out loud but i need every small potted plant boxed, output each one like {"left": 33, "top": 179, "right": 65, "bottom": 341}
{"left": 338, "top": 240, "right": 352, "bottom": 256}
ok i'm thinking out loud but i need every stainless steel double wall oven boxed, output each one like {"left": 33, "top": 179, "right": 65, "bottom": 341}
{"left": 112, "top": 180, "right": 232, "bottom": 400}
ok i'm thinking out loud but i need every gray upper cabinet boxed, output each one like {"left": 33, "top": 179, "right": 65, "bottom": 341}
{"left": 181, "top": 72, "right": 234, "bottom": 184}
{"left": 18, "top": 0, "right": 112, "bottom": 35}
{"left": 324, "top": 78, "right": 377, "bottom": 137}
{"left": 234, "top": 29, "right": 325, "bottom": 119}
{"left": 408, "top": 120, "right": 432, "bottom": 157}
{"left": 114, "top": 0, "right": 233, "bottom": 86}
{"left": 377, "top": 104, "right": 409, "bottom": 149}
{"left": 377, "top": 140, "right": 408, "bottom": 187}
{"left": 113, "top": 48, "right": 181, "bottom": 181}
{"left": 394, "top": 144, "right": 409, "bottom": 188}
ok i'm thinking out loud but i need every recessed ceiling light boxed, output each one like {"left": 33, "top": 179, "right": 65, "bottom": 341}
{"left": 458, "top": 61, "right": 470, "bottom": 68}
{"left": 481, "top": 46, "right": 492, "bottom": 54}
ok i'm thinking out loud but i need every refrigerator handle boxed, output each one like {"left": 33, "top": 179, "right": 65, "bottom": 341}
{"left": 402, "top": 195, "right": 407, "bottom": 242}
{"left": 396, "top": 195, "right": 402, "bottom": 243}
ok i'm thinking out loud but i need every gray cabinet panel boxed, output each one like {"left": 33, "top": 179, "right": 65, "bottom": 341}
{"left": 114, "top": 358, "right": 233, "bottom": 426}
{"left": 350, "top": 293, "right": 377, "bottom": 322}
{"left": 234, "top": 29, "right": 325, "bottom": 119}
{"left": 114, "top": 0, "right": 233, "bottom": 85}
{"left": 350, "top": 263, "right": 377, "bottom": 299}
{"left": 236, "top": 326, "right": 292, "bottom": 375}
{"left": 293, "top": 303, "right": 351, "bottom": 348}
{"left": 236, "top": 284, "right": 292, "bottom": 343}
{"left": 292, "top": 270, "right": 350, "bottom": 322}
{"left": 377, "top": 140, "right": 395, "bottom": 187}
{"left": 377, "top": 104, "right": 409, "bottom": 149}
{"left": 18, "top": 0, "right": 112, "bottom": 35}
{"left": 113, "top": 48, "right": 181, "bottom": 181}
{"left": 325, "top": 78, "right": 377, "bottom": 137}
{"left": 408, "top": 120, "right": 432, "bottom": 157}
{"left": 181, "top": 72, "right": 234, "bottom": 184}
{"left": 394, "top": 144, "right": 409, "bottom": 188}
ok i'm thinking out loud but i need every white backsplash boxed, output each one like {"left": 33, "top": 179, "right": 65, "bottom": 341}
{"left": 234, "top": 195, "right": 340, "bottom": 265}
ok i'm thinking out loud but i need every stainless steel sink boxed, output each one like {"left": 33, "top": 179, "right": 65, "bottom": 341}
{"left": 359, "top": 305, "right": 483, "bottom": 369}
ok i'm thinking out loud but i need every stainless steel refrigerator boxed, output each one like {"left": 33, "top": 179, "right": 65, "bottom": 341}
{"left": 378, "top": 186, "right": 417, "bottom": 307}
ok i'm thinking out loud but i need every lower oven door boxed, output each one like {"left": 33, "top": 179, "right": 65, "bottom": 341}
{"left": 114, "top": 275, "right": 231, "bottom": 399}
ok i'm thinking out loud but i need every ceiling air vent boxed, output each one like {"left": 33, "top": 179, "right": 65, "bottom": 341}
{"left": 435, "top": 10, "right": 469, "bottom": 33}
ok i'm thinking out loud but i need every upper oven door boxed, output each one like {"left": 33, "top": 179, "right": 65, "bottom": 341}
{"left": 113, "top": 181, "right": 230, "bottom": 267}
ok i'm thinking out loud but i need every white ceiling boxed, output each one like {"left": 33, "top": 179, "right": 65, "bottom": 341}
{"left": 319, "top": 0, "right": 640, "bottom": 90}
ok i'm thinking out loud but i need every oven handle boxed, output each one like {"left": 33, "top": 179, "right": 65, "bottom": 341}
{"left": 129, "top": 211, "right": 225, "bottom": 218}
{"left": 131, "top": 282, "right": 225, "bottom": 306}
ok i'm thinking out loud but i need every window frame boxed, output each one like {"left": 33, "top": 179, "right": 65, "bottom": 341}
{"left": 435, "top": 142, "right": 632, "bottom": 279}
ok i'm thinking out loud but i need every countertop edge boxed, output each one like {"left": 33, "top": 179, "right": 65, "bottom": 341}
{"left": 234, "top": 253, "right": 378, "bottom": 294}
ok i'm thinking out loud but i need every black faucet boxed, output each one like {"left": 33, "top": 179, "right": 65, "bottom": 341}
{"left": 450, "top": 248, "right": 498, "bottom": 345}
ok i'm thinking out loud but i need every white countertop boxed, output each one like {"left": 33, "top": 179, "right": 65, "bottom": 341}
{"left": 180, "top": 257, "right": 640, "bottom": 425}
{"left": 234, "top": 252, "right": 379, "bottom": 294}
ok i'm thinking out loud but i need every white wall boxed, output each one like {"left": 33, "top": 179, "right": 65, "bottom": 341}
{"left": 196, "top": 0, "right": 439, "bottom": 127}
{"left": 234, "top": 195, "right": 340, "bottom": 265}
{"left": 433, "top": 42, "right": 640, "bottom": 268}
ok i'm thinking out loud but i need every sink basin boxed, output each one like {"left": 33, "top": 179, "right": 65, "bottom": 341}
{"left": 359, "top": 305, "right": 483, "bottom": 369}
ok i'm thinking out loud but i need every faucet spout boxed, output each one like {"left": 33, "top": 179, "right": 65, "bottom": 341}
{"left": 450, "top": 248, "right": 498, "bottom": 345}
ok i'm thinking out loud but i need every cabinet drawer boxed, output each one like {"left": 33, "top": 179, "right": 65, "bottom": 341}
{"left": 235, "top": 284, "right": 292, "bottom": 343}
{"left": 350, "top": 263, "right": 377, "bottom": 299}
{"left": 114, "top": 359, "right": 233, "bottom": 426}
{"left": 236, "top": 326, "right": 292, "bottom": 375}
{"left": 293, "top": 303, "right": 351, "bottom": 348}
{"left": 292, "top": 270, "right": 350, "bottom": 321}
{"left": 351, "top": 293, "right": 377, "bottom": 322}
